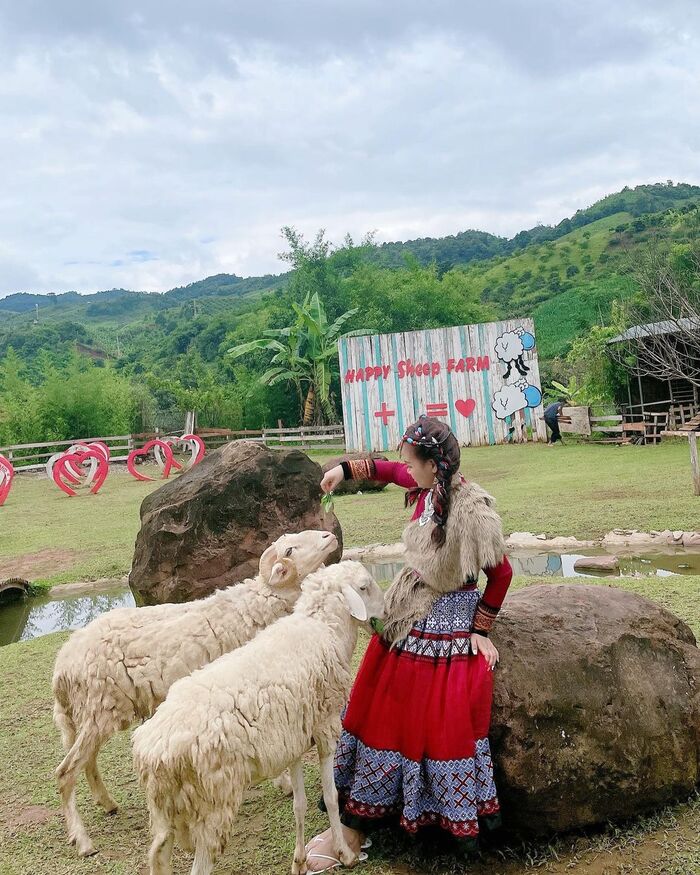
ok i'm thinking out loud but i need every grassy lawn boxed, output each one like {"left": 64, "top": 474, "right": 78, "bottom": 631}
{"left": 0, "top": 442, "right": 698, "bottom": 589}
{"left": 1, "top": 574, "right": 699, "bottom": 875}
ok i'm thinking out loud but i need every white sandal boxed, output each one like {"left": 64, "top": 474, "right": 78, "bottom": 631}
{"left": 305, "top": 851, "right": 368, "bottom": 873}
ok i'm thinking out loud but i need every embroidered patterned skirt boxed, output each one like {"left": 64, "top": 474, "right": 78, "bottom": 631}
{"left": 334, "top": 587, "right": 500, "bottom": 839}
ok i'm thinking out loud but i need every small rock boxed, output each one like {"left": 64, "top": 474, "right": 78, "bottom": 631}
{"left": 574, "top": 555, "right": 620, "bottom": 572}
{"left": 682, "top": 532, "right": 700, "bottom": 547}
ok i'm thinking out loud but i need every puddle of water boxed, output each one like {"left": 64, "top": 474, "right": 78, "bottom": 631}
{"left": 364, "top": 549, "right": 700, "bottom": 585}
{"left": 2, "top": 549, "right": 699, "bottom": 647}
{"left": 0, "top": 587, "right": 134, "bottom": 647}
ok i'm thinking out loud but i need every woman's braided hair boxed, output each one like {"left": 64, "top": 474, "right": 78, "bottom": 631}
{"left": 400, "top": 415, "right": 461, "bottom": 548}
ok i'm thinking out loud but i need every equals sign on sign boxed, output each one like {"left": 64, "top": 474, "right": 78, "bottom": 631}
{"left": 426, "top": 402, "right": 449, "bottom": 417}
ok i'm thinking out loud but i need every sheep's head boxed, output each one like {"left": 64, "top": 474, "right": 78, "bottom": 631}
{"left": 301, "top": 560, "right": 384, "bottom": 633}
{"left": 259, "top": 530, "right": 339, "bottom": 594}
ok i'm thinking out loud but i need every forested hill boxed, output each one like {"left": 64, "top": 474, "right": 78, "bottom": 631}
{"left": 1, "top": 181, "right": 699, "bottom": 438}
{"left": 2, "top": 182, "right": 698, "bottom": 321}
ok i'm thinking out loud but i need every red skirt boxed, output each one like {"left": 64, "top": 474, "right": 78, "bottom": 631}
{"left": 334, "top": 587, "right": 500, "bottom": 838}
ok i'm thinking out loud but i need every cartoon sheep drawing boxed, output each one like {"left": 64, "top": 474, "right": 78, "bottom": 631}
{"left": 491, "top": 378, "right": 542, "bottom": 420}
{"left": 494, "top": 326, "right": 536, "bottom": 379}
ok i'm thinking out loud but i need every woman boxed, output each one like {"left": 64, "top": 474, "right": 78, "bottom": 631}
{"left": 307, "top": 415, "right": 513, "bottom": 870}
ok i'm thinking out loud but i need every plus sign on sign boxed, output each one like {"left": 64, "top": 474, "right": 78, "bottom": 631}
{"left": 338, "top": 319, "right": 546, "bottom": 450}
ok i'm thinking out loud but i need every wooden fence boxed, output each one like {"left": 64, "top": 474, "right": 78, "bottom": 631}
{"left": 0, "top": 425, "right": 347, "bottom": 471}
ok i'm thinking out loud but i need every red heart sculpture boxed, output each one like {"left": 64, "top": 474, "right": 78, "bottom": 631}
{"left": 0, "top": 455, "right": 14, "bottom": 507}
{"left": 127, "top": 439, "right": 176, "bottom": 482}
{"left": 53, "top": 450, "right": 109, "bottom": 497}
{"left": 455, "top": 399, "right": 476, "bottom": 418}
{"left": 182, "top": 434, "right": 206, "bottom": 465}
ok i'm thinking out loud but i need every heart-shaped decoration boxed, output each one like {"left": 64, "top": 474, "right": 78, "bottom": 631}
{"left": 53, "top": 450, "right": 109, "bottom": 497}
{"left": 455, "top": 399, "right": 476, "bottom": 418}
{"left": 153, "top": 434, "right": 206, "bottom": 471}
{"left": 127, "top": 439, "right": 177, "bottom": 482}
{"left": 182, "top": 433, "right": 206, "bottom": 465}
{"left": 46, "top": 442, "right": 109, "bottom": 487}
{"left": 0, "top": 454, "right": 14, "bottom": 507}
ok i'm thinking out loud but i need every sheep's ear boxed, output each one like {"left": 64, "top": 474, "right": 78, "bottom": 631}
{"left": 341, "top": 584, "right": 368, "bottom": 622}
{"left": 259, "top": 544, "right": 279, "bottom": 579}
{"left": 269, "top": 559, "right": 294, "bottom": 588}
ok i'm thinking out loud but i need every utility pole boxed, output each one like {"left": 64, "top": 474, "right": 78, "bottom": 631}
{"left": 33, "top": 303, "right": 39, "bottom": 324}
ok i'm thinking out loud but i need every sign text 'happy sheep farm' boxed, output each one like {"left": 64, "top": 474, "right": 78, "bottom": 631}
{"left": 338, "top": 318, "right": 548, "bottom": 451}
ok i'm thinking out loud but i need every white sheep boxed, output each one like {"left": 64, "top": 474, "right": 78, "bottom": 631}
{"left": 53, "top": 529, "right": 338, "bottom": 858}
{"left": 494, "top": 330, "right": 524, "bottom": 365}
{"left": 132, "top": 560, "right": 384, "bottom": 875}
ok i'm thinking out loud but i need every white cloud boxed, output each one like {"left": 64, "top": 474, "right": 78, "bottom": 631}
{"left": 0, "top": 0, "right": 699, "bottom": 296}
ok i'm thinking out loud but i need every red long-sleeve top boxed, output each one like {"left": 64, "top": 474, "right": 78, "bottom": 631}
{"left": 344, "top": 458, "right": 512, "bottom": 635}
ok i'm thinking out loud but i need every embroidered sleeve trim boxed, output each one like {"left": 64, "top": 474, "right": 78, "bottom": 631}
{"left": 345, "top": 458, "right": 377, "bottom": 481}
{"left": 472, "top": 599, "right": 499, "bottom": 635}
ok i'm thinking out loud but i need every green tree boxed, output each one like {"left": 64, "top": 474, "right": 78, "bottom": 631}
{"left": 228, "top": 292, "right": 368, "bottom": 425}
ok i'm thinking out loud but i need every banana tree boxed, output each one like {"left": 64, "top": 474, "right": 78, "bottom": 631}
{"left": 228, "top": 322, "right": 309, "bottom": 418}
{"left": 228, "top": 293, "right": 369, "bottom": 425}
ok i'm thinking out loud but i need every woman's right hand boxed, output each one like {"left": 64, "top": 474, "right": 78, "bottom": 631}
{"left": 321, "top": 465, "right": 344, "bottom": 494}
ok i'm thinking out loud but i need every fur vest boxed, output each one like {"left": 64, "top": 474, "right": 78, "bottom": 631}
{"left": 383, "top": 478, "right": 507, "bottom": 644}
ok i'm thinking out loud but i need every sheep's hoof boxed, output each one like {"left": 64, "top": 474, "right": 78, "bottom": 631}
{"left": 338, "top": 846, "right": 357, "bottom": 868}
{"left": 291, "top": 856, "right": 308, "bottom": 875}
{"left": 77, "top": 841, "right": 98, "bottom": 857}
{"left": 103, "top": 802, "right": 118, "bottom": 815}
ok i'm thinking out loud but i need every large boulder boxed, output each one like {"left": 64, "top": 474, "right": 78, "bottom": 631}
{"left": 129, "top": 442, "right": 343, "bottom": 605}
{"left": 322, "top": 453, "right": 389, "bottom": 496}
{"left": 490, "top": 584, "right": 700, "bottom": 836}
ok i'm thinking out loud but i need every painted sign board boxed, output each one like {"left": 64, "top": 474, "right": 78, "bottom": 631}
{"left": 338, "top": 318, "right": 547, "bottom": 451}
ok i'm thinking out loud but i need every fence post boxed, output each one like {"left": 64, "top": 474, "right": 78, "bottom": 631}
{"left": 690, "top": 433, "right": 700, "bottom": 497}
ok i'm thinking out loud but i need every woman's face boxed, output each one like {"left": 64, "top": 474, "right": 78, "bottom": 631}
{"left": 401, "top": 442, "right": 437, "bottom": 489}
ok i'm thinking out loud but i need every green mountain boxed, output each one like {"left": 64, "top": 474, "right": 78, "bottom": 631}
{"left": 1, "top": 181, "right": 699, "bottom": 432}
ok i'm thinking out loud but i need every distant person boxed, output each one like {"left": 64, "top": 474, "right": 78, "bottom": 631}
{"left": 543, "top": 399, "right": 565, "bottom": 445}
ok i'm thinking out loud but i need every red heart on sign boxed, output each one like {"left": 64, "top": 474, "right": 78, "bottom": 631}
{"left": 455, "top": 399, "right": 476, "bottom": 418}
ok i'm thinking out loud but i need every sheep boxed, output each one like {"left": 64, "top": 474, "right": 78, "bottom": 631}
{"left": 53, "top": 529, "right": 338, "bottom": 858}
{"left": 132, "top": 560, "right": 384, "bottom": 875}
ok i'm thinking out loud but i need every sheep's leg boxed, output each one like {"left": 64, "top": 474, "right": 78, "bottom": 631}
{"left": 318, "top": 745, "right": 355, "bottom": 867}
{"left": 56, "top": 724, "right": 101, "bottom": 857}
{"left": 147, "top": 806, "right": 174, "bottom": 875}
{"left": 272, "top": 769, "right": 294, "bottom": 796}
{"left": 85, "top": 749, "right": 118, "bottom": 814}
{"left": 289, "top": 759, "right": 308, "bottom": 875}
{"left": 190, "top": 841, "right": 214, "bottom": 875}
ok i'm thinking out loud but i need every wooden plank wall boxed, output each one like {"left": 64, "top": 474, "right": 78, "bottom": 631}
{"left": 339, "top": 318, "right": 547, "bottom": 451}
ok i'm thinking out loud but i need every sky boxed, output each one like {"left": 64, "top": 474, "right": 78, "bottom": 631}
{"left": 1, "top": 0, "right": 699, "bottom": 297}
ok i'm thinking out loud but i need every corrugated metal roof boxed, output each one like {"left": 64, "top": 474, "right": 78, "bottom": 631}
{"left": 608, "top": 317, "right": 700, "bottom": 343}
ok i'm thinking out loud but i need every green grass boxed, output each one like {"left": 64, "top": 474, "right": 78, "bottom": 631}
{"left": 1, "top": 443, "right": 698, "bottom": 589}
{"left": 331, "top": 440, "right": 700, "bottom": 548}
{"left": 0, "top": 469, "right": 160, "bottom": 587}
{"left": 1, "top": 575, "right": 699, "bottom": 875}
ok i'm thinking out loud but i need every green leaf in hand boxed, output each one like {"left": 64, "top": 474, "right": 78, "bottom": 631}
{"left": 370, "top": 617, "right": 385, "bottom": 635}
{"left": 321, "top": 492, "right": 335, "bottom": 514}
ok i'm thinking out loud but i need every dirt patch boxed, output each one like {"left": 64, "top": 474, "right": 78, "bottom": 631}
{"left": 5, "top": 804, "right": 55, "bottom": 829}
{"left": 0, "top": 548, "right": 84, "bottom": 580}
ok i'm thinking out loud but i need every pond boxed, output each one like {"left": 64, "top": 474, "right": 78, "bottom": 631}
{"left": 2, "top": 548, "right": 699, "bottom": 646}
{"left": 0, "top": 586, "right": 134, "bottom": 647}
{"left": 363, "top": 548, "right": 700, "bottom": 585}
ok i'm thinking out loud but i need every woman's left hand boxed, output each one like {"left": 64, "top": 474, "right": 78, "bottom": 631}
{"left": 470, "top": 634, "right": 499, "bottom": 670}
